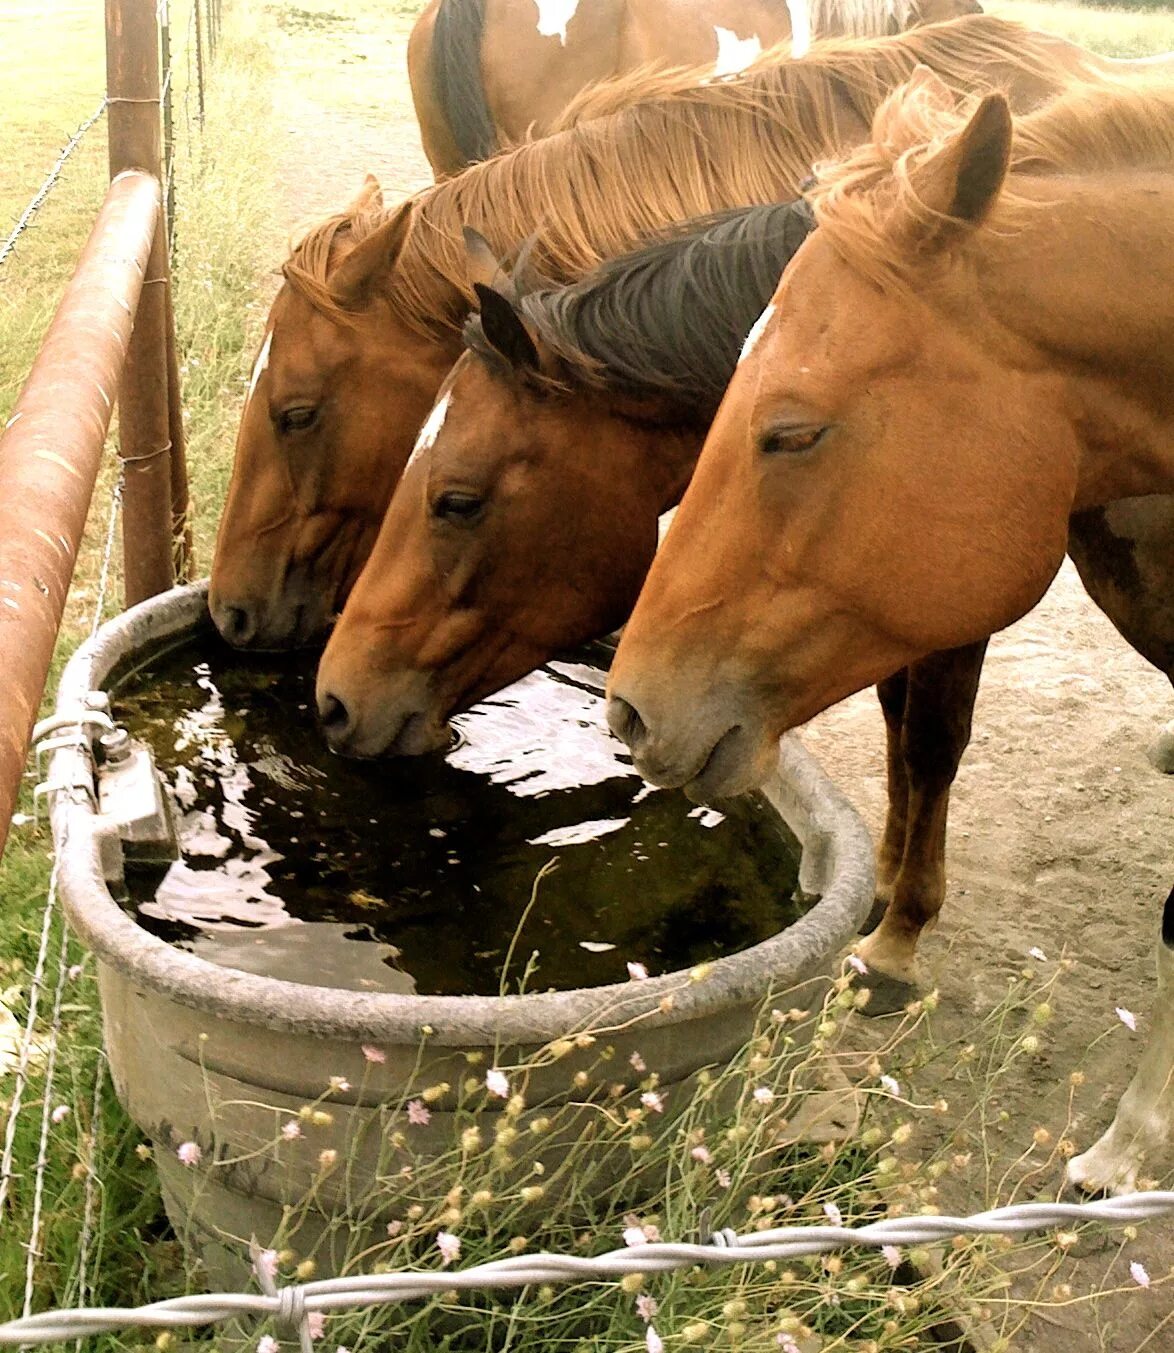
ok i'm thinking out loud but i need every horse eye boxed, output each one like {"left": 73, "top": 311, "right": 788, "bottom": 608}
{"left": 759, "top": 426, "right": 826, "bottom": 456}
{"left": 277, "top": 406, "right": 317, "bottom": 434}
{"left": 434, "top": 490, "right": 484, "bottom": 524}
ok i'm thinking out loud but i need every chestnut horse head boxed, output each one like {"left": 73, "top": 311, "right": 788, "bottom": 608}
{"left": 607, "top": 72, "right": 1174, "bottom": 799}
{"left": 315, "top": 205, "right": 814, "bottom": 756}
{"left": 210, "top": 18, "right": 1105, "bottom": 651}
{"left": 208, "top": 179, "right": 459, "bottom": 649}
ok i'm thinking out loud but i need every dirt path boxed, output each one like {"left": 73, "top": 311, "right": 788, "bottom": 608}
{"left": 263, "top": 3, "right": 432, "bottom": 245}
{"left": 252, "top": 9, "right": 1174, "bottom": 1345}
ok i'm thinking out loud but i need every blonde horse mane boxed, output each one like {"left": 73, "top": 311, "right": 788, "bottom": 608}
{"left": 810, "top": 71, "right": 1174, "bottom": 288}
{"left": 283, "top": 15, "right": 1101, "bottom": 340}
{"left": 810, "top": 0, "right": 920, "bottom": 38}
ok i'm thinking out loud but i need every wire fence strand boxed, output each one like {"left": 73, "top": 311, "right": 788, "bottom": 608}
{"left": 0, "top": 1193, "right": 1172, "bottom": 1346}
{"left": 0, "top": 100, "right": 108, "bottom": 269}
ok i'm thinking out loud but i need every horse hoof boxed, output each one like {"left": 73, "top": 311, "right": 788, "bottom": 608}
{"left": 858, "top": 898, "right": 889, "bottom": 936}
{"left": 858, "top": 968, "right": 921, "bottom": 1018}
{"left": 1147, "top": 722, "right": 1174, "bottom": 774}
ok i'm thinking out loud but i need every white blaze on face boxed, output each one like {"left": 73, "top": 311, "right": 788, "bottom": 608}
{"left": 534, "top": 0, "right": 579, "bottom": 44}
{"left": 738, "top": 303, "right": 776, "bottom": 365}
{"left": 712, "top": 26, "right": 762, "bottom": 77}
{"left": 406, "top": 390, "right": 453, "bottom": 472}
{"left": 246, "top": 330, "right": 273, "bottom": 405}
{"left": 785, "top": 0, "right": 812, "bottom": 57}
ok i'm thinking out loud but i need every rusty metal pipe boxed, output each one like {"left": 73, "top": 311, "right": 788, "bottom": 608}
{"left": 0, "top": 172, "right": 160, "bottom": 863}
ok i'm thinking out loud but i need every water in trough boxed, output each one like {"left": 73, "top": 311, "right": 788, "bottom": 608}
{"left": 113, "top": 639, "right": 803, "bottom": 996}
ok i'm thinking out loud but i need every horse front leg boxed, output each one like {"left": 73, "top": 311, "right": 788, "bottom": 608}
{"left": 868, "top": 666, "right": 912, "bottom": 935}
{"left": 858, "top": 641, "right": 988, "bottom": 1009}
{"left": 1068, "top": 887, "right": 1174, "bottom": 1194}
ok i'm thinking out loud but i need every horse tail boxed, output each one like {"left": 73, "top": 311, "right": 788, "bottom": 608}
{"left": 430, "top": 0, "right": 498, "bottom": 165}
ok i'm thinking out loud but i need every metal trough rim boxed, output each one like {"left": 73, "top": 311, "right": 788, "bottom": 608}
{"left": 50, "top": 582, "right": 874, "bottom": 1046}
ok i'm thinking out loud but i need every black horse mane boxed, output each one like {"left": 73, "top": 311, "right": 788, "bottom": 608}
{"left": 464, "top": 199, "right": 815, "bottom": 419}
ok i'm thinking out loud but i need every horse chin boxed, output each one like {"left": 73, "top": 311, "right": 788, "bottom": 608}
{"left": 679, "top": 724, "right": 775, "bottom": 804}
{"left": 627, "top": 719, "right": 773, "bottom": 803}
{"left": 208, "top": 592, "right": 335, "bottom": 652}
{"left": 385, "top": 709, "right": 453, "bottom": 758}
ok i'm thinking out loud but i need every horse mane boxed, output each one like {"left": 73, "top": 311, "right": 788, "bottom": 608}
{"left": 429, "top": 0, "right": 497, "bottom": 165}
{"left": 282, "top": 16, "right": 1097, "bottom": 340}
{"left": 463, "top": 201, "right": 816, "bottom": 418}
{"left": 810, "top": 73, "right": 1174, "bottom": 289}
{"left": 810, "top": 0, "right": 920, "bottom": 39}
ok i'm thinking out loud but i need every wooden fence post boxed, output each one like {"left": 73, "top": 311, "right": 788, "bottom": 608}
{"left": 105, "top": 0, "right": 191, "bottom": 603}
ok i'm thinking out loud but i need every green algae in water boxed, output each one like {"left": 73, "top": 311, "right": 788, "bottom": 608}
{"left": 113, "top": 637, "right": 804, "bottom": 996}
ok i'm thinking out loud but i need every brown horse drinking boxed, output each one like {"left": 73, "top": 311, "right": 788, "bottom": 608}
{"left": 408, "top": 0, "right": 982, "bottom": 174}
{"left": 606, "top": 72, "right": 1174, "bottom": 1193}
{"left": 209, "top": 16, "right": 1110, "bottom": 650}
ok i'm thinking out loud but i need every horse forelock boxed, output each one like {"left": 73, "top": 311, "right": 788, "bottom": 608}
{"left": 810, "top": 73, "right": 1174, "bottom": 291}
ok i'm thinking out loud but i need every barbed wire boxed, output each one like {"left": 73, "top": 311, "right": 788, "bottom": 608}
{"left": 0, "top": 100, "right": 108, "bottom": 269}
{"left": 0, "top": 1193, "right": 1171, "bottom": 1346}
{"left": 1, "top": 1, "right": 204, "bottom": 275}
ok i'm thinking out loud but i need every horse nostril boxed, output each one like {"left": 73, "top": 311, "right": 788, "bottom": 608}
{"left": 214, "top": 603, "right": 257, "bottom": 648}
{"left": 318, "top": 691, "right": 351, "bottom": 742}
{"left": 606, "top": 693, "right": 648, "bottom": 752}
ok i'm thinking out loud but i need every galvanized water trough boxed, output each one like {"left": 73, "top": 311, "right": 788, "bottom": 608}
{"left": 49, "top": 582, "right": 874, "bottom": 1286}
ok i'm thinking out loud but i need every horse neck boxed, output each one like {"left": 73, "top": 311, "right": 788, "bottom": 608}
{"left": 977, "top": 174, "right": 1174, "bottom": 509}
{"left": 605, "top": 405, "right": 707, "bottom": 514}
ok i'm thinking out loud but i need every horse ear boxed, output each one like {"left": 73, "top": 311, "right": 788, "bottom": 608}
{"left": 330, "top": 201, "right": 413, "bottom": 308}
{"left": 901, "top": 93, "right": 1012, "bottom": 252}
{"left": 903, "top": 63, "right": 954, "bottom": 113}
{"left": 474, "top": 283, "right": 540, "bottom": 372}
{"left": 347, "top": 173, "right": 384, "bottom": 213}
{"left": 463, "top": 227, "right": 516, "bottom": 298}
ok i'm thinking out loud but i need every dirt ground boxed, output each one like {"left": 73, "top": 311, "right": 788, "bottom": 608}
{"left": 262, "top": 10, "right": 1174, "bottom": 1349}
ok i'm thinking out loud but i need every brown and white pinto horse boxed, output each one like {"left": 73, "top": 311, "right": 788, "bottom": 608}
{"left": 209, "top": 17, "right": 1108, "bottom": 651}
{"left": 407, "top": 0, "right": 982, "bottom": 174}
{"left": 606, "top": 71, "right": 1174, "bottom": 1192}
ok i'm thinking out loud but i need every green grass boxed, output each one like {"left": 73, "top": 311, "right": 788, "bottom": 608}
{"left": 1, "top": 0, "right": 1173, "bottom": 1344}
